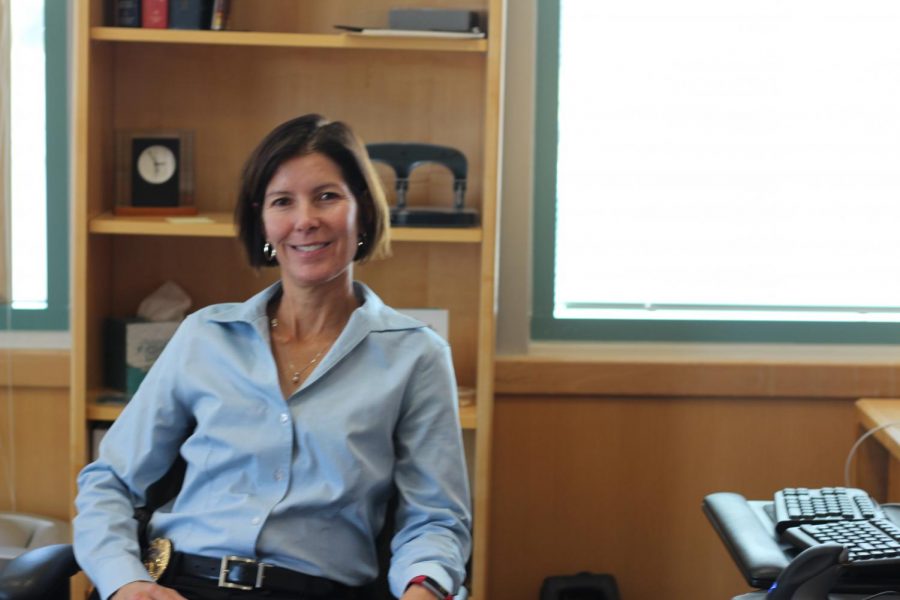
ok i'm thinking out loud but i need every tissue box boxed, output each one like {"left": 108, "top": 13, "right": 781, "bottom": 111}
{"left": 104, "top": 317, "right": 180, "bottom": 395}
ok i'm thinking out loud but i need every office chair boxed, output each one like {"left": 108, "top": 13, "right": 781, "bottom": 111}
{"left": 0, "top": 512, "right": 70, "bottom": 569}
{"left": 0, "top": 456, "right": 404, "bottom": 600}
{"left": 0, "top": 520, "right": 397, "bottom": 600}
{"left": 0, "top": 456, "right": 187, "bottom": 600}
{"left": 0, "top": 512, "right": 74, "bottom": 599}
{"left": 0, "top": 543, "right": 79, "bottom": 600}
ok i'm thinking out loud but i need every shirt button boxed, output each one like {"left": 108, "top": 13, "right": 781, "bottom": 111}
{"left": 251, "top": 517, "right": 261, "bottom": 525}
{"left": 274, "top": 469, "right": 284, "bottom": 481}
{"left": 279, "top": 413, "right": 289, "bottom": 424}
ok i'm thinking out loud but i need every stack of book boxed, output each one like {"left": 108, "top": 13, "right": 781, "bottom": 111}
{"left": 113, "top": 0, "right": 230, "bottom": 30}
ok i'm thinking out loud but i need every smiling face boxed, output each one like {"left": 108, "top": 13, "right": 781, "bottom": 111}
{"left": 262, "top": 152, "right": 360, "bottom": 291}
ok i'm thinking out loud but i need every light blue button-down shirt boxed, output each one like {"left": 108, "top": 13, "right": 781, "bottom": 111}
{"left": 74, "top": 281, "right": 472, "bottom": 599}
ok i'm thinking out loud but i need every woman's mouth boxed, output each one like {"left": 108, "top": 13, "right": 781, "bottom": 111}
{"left": 290, "top": 242, "right": 328, "bottom": 253}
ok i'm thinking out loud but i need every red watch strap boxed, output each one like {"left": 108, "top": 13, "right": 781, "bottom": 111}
{"left": 406, "top": 575, "right": 453, "bottom": 600}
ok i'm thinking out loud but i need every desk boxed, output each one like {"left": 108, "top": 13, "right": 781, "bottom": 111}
{"left": 854, "top": 398, "right": 900, "bottom": 502}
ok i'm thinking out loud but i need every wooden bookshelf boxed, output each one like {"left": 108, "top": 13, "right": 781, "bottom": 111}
{"left": 72, "top": 1, "right": 503, "bottom": 599}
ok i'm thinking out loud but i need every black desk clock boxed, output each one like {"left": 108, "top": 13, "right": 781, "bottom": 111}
{"left": 115, "top": 129, "right": 196, "bottom": 216}
{"left": 367, "top": 142, "right": 478, "bottom": 227}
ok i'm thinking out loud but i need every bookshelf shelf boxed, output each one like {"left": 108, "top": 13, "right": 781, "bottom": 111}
{"left": 89, "top": 211, "right": 482, "bottom": 242}
{"left": 393, "top": 227, "right": 482, "bottom": 243}
{"left": 89, "top": 211, "right": 236, "bottom": 237}
{"left": 86, "top": 397, "right": 127, "bottom": 422}
{"left": 459, "top": 403, "right": 476, "bottom": 430}
{"left": 91, "top": 27, "right": 488, "bottom": 53}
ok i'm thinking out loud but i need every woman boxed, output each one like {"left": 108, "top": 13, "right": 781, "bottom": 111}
{"left": 74, "top": 114, "right": 472, "bottom": 600}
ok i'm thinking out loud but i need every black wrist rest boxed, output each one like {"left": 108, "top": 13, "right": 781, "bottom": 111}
{"left": 703, "top": 492, "right": 790, "bottom": 589}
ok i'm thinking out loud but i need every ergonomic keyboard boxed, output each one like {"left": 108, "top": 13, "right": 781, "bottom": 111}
{"left": 782, "top": 519, "right": 900, "bottom": 567}
{"left": 773, "top": 487, "right": 884, "bottom": 533}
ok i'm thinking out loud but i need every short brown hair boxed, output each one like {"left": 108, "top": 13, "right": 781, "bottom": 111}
{"left": 235, "top": 114, "right": 391, "bottom": 267}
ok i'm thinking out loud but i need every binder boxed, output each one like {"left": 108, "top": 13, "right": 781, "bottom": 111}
{"left": 169, "top": 0, "right": 212, "bottom": 30}
{"left": 113, "top": 0, "right": 141, "bottom": 27}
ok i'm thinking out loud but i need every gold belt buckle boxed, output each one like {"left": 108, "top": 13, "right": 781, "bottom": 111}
{"left": 142, "top": 537, "right": 173, "bottom": 581}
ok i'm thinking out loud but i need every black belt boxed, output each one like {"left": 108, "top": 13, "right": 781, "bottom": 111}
{"left": 172, "top": 551, "right": 352, "bottom": 596}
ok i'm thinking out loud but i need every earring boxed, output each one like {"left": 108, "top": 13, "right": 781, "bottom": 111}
{"left": 263, "top": 242, "right": 277, "bottom": 260}
{"left": 357, "top": 234, "right": 366, "bottom": 248}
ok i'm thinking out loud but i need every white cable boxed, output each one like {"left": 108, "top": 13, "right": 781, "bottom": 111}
{"left": 844, "top": 419, "right": 900, "bottom": 489}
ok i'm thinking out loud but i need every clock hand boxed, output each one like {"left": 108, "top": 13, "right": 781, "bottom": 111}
{"left": 150, "top": 150, "right": 162, "bottom": 174}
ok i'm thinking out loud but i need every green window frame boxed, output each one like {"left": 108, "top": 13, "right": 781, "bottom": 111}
{"left": 532, "top": 0, "right": 900, "bottom": 344}
{"left": 3, "top": 0, "right": 68, "bottom": 331}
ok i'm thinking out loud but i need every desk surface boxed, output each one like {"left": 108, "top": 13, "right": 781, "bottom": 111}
{"left": 856, "top": 398, "right": 900, "bottom": 459}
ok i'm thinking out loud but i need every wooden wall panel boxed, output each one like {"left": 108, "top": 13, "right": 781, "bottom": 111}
{"left": 487, "top": 393, "right": 856, "bottom": 600}
{"left": 0, "top": 350, "right": 71, "bottom": 521}
{"left": 496, "top": 355, "right": 900, "bottom": 398}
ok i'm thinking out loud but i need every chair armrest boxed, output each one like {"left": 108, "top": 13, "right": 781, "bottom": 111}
{"left": 0, "top": 543, "right": 80, "bottom": 600}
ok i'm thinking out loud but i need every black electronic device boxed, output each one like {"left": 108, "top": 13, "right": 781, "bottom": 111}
{"left": 783, "top": 519, "right": 900, "bottom": 567}
{"left": 773, "top": 487, "right": 885, "bottom": 534}
{"left": 704, "top": 491, "right": 900, "bottom": 597}
{"left": 388, "top": 9, "right": 484, "bottom": 33}
{"left": 367, "top": 142, "right": 478, "bottom": 227}
{"left": 539, "top": 572, "right": 620, "bottom": 600}
{"left": 765, "top": 544, "right": 847, "bottom": 600}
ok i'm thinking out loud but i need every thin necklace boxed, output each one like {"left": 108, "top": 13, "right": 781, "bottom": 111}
{"left": 271, "top": 317, "right": 328, "bottom": 385}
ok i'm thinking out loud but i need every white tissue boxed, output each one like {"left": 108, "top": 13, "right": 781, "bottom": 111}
{"left": 136, "top": 281, "right": 191, "bottom": 322}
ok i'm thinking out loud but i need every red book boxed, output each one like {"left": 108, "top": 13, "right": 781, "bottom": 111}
{"left": 142, "top": 0, "right": 168, "bottom": 28}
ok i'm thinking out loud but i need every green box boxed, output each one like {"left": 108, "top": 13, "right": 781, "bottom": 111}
{"left": 103, "top": 318, "right": 180, "bottom": 395}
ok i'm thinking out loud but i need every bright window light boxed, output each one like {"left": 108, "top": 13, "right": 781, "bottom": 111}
{"left": 9, "top": 0, "right": 47, "bottom": 310}
{"left": 555, "top": 0, "right": 900, "bottom": 323}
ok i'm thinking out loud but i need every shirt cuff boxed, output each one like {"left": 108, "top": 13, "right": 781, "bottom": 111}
{"left": 90, "top": 555, "right": 153, "bottom": 600}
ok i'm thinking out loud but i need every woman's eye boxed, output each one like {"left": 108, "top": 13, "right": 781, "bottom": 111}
{"left": 318, "top": 191, "right": 340, "bottom": 202}
{"left": 269, "top": 196, "right": 290, "bottom": 207}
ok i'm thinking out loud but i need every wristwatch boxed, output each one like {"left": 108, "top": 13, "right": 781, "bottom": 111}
{"left": 405, "top": 575, "right": 452, "bottom": 600}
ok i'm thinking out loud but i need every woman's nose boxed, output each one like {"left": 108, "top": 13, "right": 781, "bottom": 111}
{"left": 293, "top": 200, "right": 320, "bottom": 229}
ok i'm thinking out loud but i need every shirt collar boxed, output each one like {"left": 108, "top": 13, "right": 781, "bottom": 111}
{"left": 202, "top": 280, "right": 424, "bottom": 337}
{"left": 204, "top": 280, "right": 426, "bottom": 394}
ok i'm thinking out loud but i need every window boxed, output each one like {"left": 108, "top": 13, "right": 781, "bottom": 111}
{"left": 0, "top": 0, "right": 68, "bottom": 331}
{"left": 534, "top": 0, "right": 900, "bottom": 343}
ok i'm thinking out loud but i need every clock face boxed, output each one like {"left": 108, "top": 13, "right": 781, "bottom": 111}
{"left": 137, "top": 144, "right": 177, "bottom": 184}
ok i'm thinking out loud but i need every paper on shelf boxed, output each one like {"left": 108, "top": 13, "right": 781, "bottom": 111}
{"left": 335, "top": 25, "right": 485, "bottom": 39}
{"left": 167, "top": 216, "right": 215, "bottom": 224}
